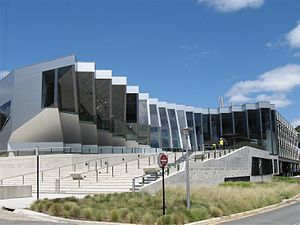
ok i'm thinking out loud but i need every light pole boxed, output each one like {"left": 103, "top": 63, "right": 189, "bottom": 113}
{"left": 182, "top": 127, "right": 192, "bottom": 209}
{"left": 36, "top": 146, "right": 40, "bottom": 200}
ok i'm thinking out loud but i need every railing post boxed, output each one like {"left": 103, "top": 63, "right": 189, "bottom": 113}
{"left": 78, "top": 179, "right": 80, "bottom": 188}
{"left": 132, "top": 178, "right": 135, "bottom": 193}
{"left": 214, "top": 151, "right": 216, "bottom": 159}
{"left": 106, "top": 162, "right": 108, "bottom": 173}
{"left": 22, "top": 175, "right": 24, "bottom": 185}
{"left": 174, "top": 153, "right": 177, "bottom": 163}
{"left": 138, "top": 159, "right": 140, "bottom": 169}
{"left": 55, "top": 179, "right": 60, "bottom": 194}
{"left": 153, "top": 155, "right": 155, "bottom": 164}
{"left": 96, "top": 170, "right": 99, "bottom": 182}
{"left": 50, "top": 148, "right": 53, "bottom": 154}
{"left": 148, "top": 156, "right": 150, "bottom": 166}
{"left": 41, "top": 171, "right": 44, "bottom": 182}
{"left": 126, "top": 162, "right": 128, "bottom": 173}
{"left": 58, "top": 168, "right": 61, "bottom": 179}
{"left": 177, "top": 164, "right": 180, "bottom": 171}
{"left": 112, "top": 166, "right": 114, "bottom": 177}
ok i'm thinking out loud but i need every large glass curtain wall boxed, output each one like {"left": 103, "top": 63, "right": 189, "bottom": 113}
{"left": 42, "top": 66, "right": 77, "bottom": 113}
{"left": 234, "top": 111, "right": 248, "bottom": 138}
{"left": 95, "top": 79, "right": 111, "bottom": 131}
{"left": 221, "top": 113, "right": 233, "bottom": 135}
{"left": 177, "top": 110, "right": 188, "bottom": 149}
{"left": 211, "top": 114, "right": 220, "bottom": 143}
{"left": 76, "top": 72, "right": 96, "bottom": 122}
{"left": 167, "top": 109, "right": 181, "bottom": 149}
{"left": 149, "top": 104, "right": 161, "bottom": 148}
{"left": 194, "top": 113, "right": 203, "bottom": 150}
{"left": 186, "top": 112, "right": 197, "bottom": 150}
{"left": 138, "top": 100, "right": 150, "bottom": 145}
{"left": 111, "top": 85, "right": 126, "bottom": 137}
{"left": 126, "top": 94, "right": 138, "bottom": 141}
{"left": 0, "top": 101, "right": 11, "bottom": 131}
{"left": 202, "top": 114, "right": 211, "bottom": 145}
{"left": 159, "top": 107, "right": 171, "bottom": 149}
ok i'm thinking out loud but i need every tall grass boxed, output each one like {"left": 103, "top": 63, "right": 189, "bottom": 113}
{"left": 30, "top": 180, "right": 300, "bottom": 224}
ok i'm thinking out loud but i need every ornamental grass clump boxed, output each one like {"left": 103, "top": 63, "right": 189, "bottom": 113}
{"left": 29, "top": 179, "right": 300, "bottom": 224}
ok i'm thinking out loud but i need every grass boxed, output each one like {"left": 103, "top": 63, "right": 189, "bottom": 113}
{"left": 30, "top": 179, "right": 300, "bottom": 224}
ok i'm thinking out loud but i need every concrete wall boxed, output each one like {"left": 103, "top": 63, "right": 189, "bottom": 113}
{"left": 0, "top": 185, "right": 32, "bottom": 199}
{"left": 141, "top": 146, "right": 273, "bottom": 193}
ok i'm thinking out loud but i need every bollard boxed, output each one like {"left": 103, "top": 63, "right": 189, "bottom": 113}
{"left": 219, "top": 152, "right": 221, "bottom": 158}
{"left": 153, "top": 155, "right": 155, "bottom": 164}
{"left": 100, "top": 158, "right": 103, "bottom": 168}
{"left": 224, "top": 150, "right": 226, "bottom": 155}
{"left": 112, "top": 166, "right": 114, "bottom": 177}
{"left": 148, "top": 156, "right": 150, "bottom": 166}
{"left": 78, "top": 179, "right": 80, "bottom": 188}
{"left": 132, "top": 178, "right": 135, "bottom": 193}
{"left": 41, "top": 171, "right": 44, "bottom": 182}
{"left": 22, "top": 175, "right": 24, "bottom": 185}
{"left": 177, "top": 164, "right": 180, "bottom": 171}
{"left": 58, "top": 168, "right": 61, "bottom": 179}
{"left": 96, "top": 170, "right": 99, "bottom": 182}
{"left": 174, "top": 153, "right": 177, "bottom": 163}
{"left": 106, "top": 162, "right": 108, "bottom": 173}
{"left": 125, "top": 162, "right": 128, "bottom": 173}
{"left": 214, "top": 152, "right": 216, "bottom": 159}
{"left": 55, "top": 179, "right": 60, "bottom": 194}
{"left": 202, "top": 154, "right": 204, "bottom": 161}
{"left": 95, "top": 161, "right": 98, "bottom": 171}
{"left": 138, "top": 159, "right": 140, "bottom": 169}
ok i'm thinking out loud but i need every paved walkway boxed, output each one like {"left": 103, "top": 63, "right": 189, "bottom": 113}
{"left": 0, "top": 193, "right": 87, "bottom": 209}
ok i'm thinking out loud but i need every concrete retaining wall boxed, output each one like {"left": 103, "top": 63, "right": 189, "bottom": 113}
{"left": 0, "top": 185, "right": 32, "bottom": 199}
{"left": 141, "top": 147, "right": 273, "bottom": 192}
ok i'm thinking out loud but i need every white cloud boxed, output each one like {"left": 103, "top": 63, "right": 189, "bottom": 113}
{"left": 286, "top": 23, "right": 300, "bottom": 49}
{"left": 293, "top": 52, "right": 300, "bottom": 58}
{"left": 225, "top": 64, "right": 300, "bottom": 108}
{"left": 197, "top": 0, "right": 265, "bottom": 12}
{"left": 292, "top": 118, "right": 300, "bottom": 128}
{"left": 0, "top": 70, "right": 9, "bottom": 80}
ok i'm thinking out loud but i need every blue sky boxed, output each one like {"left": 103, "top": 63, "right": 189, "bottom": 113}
{"left": 0, "top": 0, "right": 300, "bottom": 125}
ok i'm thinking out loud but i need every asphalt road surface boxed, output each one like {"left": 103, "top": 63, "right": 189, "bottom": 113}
{"left": 221, "top": 200, "right": 300, "bottom": 225}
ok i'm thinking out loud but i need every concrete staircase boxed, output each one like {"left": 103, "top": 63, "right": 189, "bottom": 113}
{"left": 0, "top": 152, "right": 178, "bottom": 194}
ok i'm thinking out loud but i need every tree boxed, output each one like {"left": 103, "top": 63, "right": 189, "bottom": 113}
{"left": 296, "top": 125, "right": 300, "bottom": 132}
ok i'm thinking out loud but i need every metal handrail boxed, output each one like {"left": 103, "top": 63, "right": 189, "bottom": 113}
{"left": 59, "top": 153, "right": 162, "bottom": 180}
{"left": 0, "top": 155, "right": 109, "bottom": 182}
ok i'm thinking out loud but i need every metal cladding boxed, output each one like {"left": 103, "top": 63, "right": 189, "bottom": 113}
{"left": 0, "top": 55, "right": 298, "bottom": 165}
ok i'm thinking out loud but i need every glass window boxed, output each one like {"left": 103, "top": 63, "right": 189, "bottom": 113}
{"left": 57, "top": 66, "right": 75, "bottom": 112}
{"left": 186, "top": 112, "right": 196, "bottom": 149}
{"left": 95, "top": 79, "right": 111, "bottom": 131}
{"left": 111, "top": 85, "right": 126, "bottom": 136}
{"left": 41, "top": 69, "right": 55, "bottom": 108}
{"left": 221, "top": 113, "right": 233, "bottom": 135}
{"left": 159, "top": 107, "right": 170, "bottom": 149}
{"left": 202, "top": 114, "right": 211, "bottom": 144}
{"left": 126, "top": 94, "right": 138, "bottom": 123}
{"left": 248, "top": 110, "right": 261, "bottom": 140}
{"left": 194, "top": 113, "right": 203, "bottom": 149}
{"left": 77, "top": 72, "right": 95, "bottom": 122}
{"left": 234, "top": 112, "right": 248, "bottom": 138}
{"left": 0, "top": 101, "right": 11, "bottom": 131}
{"left": 168, "top": 109, "right": 180, "bottom": 149}
{"left": 261, "top": 108, "right": 272, "bottom": 152}
{"left": 211, "top": 114, "right": 220, "bottom": 142}
{"left": 139, "top": 100, "right": 148, "bottom": 125}
{"left": 150, "top": 105, "right": 159, "bottom": 127}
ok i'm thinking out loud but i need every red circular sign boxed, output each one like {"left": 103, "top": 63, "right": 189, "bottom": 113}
{"left": 159, "top": 154, "right": 168, "bottom": 168}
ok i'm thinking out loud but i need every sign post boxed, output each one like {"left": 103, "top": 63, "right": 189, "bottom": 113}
{"left": 158, "top": 153, "right": 168, "bottom": 215}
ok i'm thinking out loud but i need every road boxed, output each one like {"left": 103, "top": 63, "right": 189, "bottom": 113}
{"left": 221, "top": 200, "right": 300, "bottom": 225}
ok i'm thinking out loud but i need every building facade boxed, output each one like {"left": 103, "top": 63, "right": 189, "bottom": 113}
{"left": 0, "top": 55, "right": 298, "bottom": 175}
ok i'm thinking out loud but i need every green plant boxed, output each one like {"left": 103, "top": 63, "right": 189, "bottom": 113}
{"left": 127, "top": 212, "right": 136, "bottom": 223}
{"left": 82, "top": 207, "right": 93, "bottom": 220}
{"left": 110, "top": 209, "right": 119, "bottom": 222}
{"left": 69, "top": 205, "right": 81, "bottom": 219}
{"left": 209, "top": 205, "right": 223, "bottom": 217}
{"left": 49, "top": 203, "right": 63, "bottom": 216}
{"left": 142, "top": 212, "right": 155, "bottom": 225}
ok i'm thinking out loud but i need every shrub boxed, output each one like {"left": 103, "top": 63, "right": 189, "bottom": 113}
{"left": 93, "top": 210, "right": 103, "bottom": 221}
{"left": 49, "top": 203, "right": 63, "bottom": 216}
{"left": 157, "top": 215, "right": 171, "bottom": 225}
{"left": 69, "top": 205, "right": 81, "bottom": 219}
{"left": 142, "top": 212, "right": 155, "bottom": 225}
{"left": 110, "top": 209, "right": 119, "bottom": 222}
{"left": 127, "top": 212, "right": 136, "bottom": 223}
{"left": 82, "top": 207, "right": 93, "bottom": 220}
{"left": 63, "top": 201, "right": 77, "bottom": 211}
{"left": 209, "top": 206, "right": 223, "bottom": 217}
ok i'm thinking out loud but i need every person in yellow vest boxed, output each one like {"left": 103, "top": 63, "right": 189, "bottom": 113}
{"left": 219, "top": 138, "right": 224, "bottom": 149}
{"left": 212, "top": 143, "right": 216, "bottom": 150}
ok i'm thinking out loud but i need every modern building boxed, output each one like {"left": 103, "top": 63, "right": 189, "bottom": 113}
{"left": 0, "top": 55, "right": 299, "bottom": 175}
